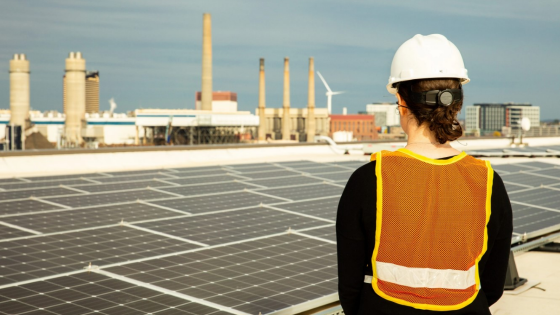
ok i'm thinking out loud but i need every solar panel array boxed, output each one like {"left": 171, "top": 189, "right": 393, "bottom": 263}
{"left": 0, "top": 160, "right": 358, "bottom": 315}
{"left": 0, "top": 158, "right": 559, "bottom": 314}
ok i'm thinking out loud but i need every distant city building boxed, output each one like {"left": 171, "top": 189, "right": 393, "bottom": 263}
{"left": 195, "top": 91, "right": 238, "bottom": 112}
{"left": 86, "top": 71, "right": 99, "bottom": 113}
{"left": 329, "top": 114, "right": 378, "bottom": 141}
{"left": 64, "top": 70, "right": 99, "bottom": 114}
{"left": 465, "top": 103, "right": 540, "bottom": 135}
{"left": 365, "top": 103, "right": 400, "bottom": 127}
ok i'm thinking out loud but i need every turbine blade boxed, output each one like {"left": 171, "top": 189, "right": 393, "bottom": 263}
{"left": 331, "top": 91, "right": 345, "bottom": 95}
{"left": 316, "top": 71, "right": 332, "bottom": 92}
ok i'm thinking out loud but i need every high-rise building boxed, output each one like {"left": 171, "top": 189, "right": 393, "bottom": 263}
{"left": 86, "top": 71, "right": 99, "bottom": 113}
{"left": 465, "top": 103, "right": 540, "bottom": 135}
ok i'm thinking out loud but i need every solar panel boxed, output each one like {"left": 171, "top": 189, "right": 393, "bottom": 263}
{"left": 0, "top": 158, "right": 559, "bottom": 314}
{"left": 0, "top": 224, "right": 32, "bottom": 239}
{"left": 0, "top": 178, "right": 26, "bottom": 184}
{"left": 0, "top": 199, "right": 65, "bottom": 216}
{"left": 105, "top": 234, "right": 337, "bottom": 315}
{"left": 286, "top": 165, "right": 350, "bottom": 174}
{"left": 517, "top": 161, "right": 559, "bottom": 169}
{"left": 509, "top": 187, "right": 560, "bottom": 210}
{"left": 273, "top": 197, "right": 339, "bottom": 221}
{"left": 511, "top": 203, "right": 560, "bottom": 237}
{"left": 493, "top": 164, "right": 537, "bottom": 173}
{"left": 261, "top": 183, "right": 343, "bottom": 201}
{"left": 0, "top": 179, "right": 94, "bottom": 191}
{"left": 238, "top": 169, "right": 302, "bottom": 180}
{"left": 243, "top": 175, "right": 325, "bottom": 188}
{"left": 159, "top": 181, "right": 255, "bottom": 197}
{"left": 275, "top": 161, "right": 324, "bottom": 167}
{"left": 171, "top": 169, "right": 234, "bottom": 178}
{"left": 0, "top": 226, "right": 200, "bottom": 286}
{"left": 94, "top": 173, "right": 176, "bottom": 183}
{"left": 22, "top": 174, "right": 104, "bottom": 181}
{"left": 165, "top": 174, "right": 241, "bottom": 186}
{"left": 135, "top": 207, "right": 329, "bottom": 245}
{"left": 150, "top": 191, "right": 285, "bottom": 214}
{"left": 1, "top": 203, "right": 184, "bottom": 233}
{"left": 0, "top": 187, "right": 82, "bottom": 201}
{"left": 501, "top": 173, "right": 560, "bottom": 187}
{"left": 312, "top": 171, "right": 354, "bottom": 182}
{"left": 73, "top": 180, "right": 170, "bottom": 193}
{"left": 42, "top": 189, "right": 172, "bottom": 208}
{"left": 504, "top": 182, "right": 532, "bottom": 194}
{"left": 0, "top": 272, "right": 231, "bottom": 315}
{"left": 527, "top": 168, "right": 560, "bottom": 179}
{"left": 296, "top": 225, "right": 336, "bottom": 242}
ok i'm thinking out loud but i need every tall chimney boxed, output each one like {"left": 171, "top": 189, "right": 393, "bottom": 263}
{"left": 257, "top": 58, "right": 266, "bottom": 141}
{"left": 306, "top": 57, "right": 316, "bottom": 142}
{"left": 282, "top": 57, "right": 291, "bottom": 140}
{"left": 64, "top": 51, "right": 86, "bottom": 145}
{"left": 201, "top": 13, "right": 213, "bottom": 111}
{"left": 9, "top": 54, "right": 30, "bottom": 127}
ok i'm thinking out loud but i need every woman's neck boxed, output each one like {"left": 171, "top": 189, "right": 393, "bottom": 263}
{"left": 404, "top": 124, "right": 461, "bottom": 158}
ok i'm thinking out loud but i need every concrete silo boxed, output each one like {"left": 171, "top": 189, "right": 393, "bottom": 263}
{"left": 9, "top": 54, "right": 30, "bottom": 127}
{"left": 64, "top": 52, "right": 86, "bottom": 145}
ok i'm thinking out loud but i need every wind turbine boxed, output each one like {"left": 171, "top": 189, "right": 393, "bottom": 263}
{"left": 317, "top": 71, "right": 344, "bottom": 114}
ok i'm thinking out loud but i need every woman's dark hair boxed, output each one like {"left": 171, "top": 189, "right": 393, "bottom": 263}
{"left": 397, "top": 78, "right": 463, "bottom": 144}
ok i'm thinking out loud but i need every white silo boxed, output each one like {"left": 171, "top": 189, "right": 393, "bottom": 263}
{"left": 64, "top": 52, "right": 86, "bottom": 145}
{"left": 9, "top": 54, "right": 30, "bottom": 127}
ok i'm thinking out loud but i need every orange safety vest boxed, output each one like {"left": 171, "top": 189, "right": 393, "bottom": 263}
{"left": 369, "top": 148, "right": 493, "bottom": 311}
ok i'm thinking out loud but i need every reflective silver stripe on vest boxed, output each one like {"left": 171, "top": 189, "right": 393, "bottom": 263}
{"left": 376, "top": 262, "right": 476, "bottom": 290}
{"left": 364, "top": 275, "right": 373, "bottom": 283}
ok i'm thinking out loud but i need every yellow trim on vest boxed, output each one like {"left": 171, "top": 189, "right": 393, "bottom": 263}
{"left": 370, "top": 151, "right": 493, "bottom": 311}
{"left": 396, "top": 148, "right": 468, "bottom": 165}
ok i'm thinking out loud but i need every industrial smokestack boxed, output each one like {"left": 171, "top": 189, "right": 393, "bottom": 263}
{"left": 64, "top": 51, "right": 86, "bottom": 145}
{"left": 9, "top": 53, "right": 30, "bottom": 127}
{"left": 306, "top": 57, "right": 316, "bottom": 142}
{"left": 201, "top": 13, "right": 213, "bottom": 111}
{"left": 282, "top": 57, "right": 291, "bottom": 140}
{"left": 257, "top": 58, "right": 266, "bottom": 141}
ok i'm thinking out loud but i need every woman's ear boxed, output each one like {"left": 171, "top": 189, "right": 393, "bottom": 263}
{"left": 397, "top": 93, "right": 407, "bottom": 116}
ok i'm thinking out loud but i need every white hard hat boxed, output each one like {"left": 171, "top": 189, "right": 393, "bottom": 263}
{"left": 387, "top": 34, "right": 469, "bottom": 95}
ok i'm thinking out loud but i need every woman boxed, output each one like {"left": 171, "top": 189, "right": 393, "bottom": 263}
{"left": 336, "top": 34, "right": 513, "bottom": 315}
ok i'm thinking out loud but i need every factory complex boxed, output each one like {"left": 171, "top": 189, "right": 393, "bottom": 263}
{"left": 4, "top": 13, "right": 382, "bottom": 151}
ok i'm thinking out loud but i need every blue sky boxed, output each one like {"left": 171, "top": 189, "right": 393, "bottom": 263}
{"left": 1, "top": 1, "right": 559, "bottom": 119}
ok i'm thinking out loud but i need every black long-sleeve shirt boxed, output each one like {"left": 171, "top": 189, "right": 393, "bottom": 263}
{"left": 336, "top": 157, "right": 513, "bottom": 315}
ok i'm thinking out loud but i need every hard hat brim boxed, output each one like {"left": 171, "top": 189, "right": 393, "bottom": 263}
{"left": 387, "top": 77, "right": 470, "bottom": 95}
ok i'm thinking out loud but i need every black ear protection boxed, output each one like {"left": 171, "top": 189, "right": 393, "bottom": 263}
{"left": 396, "top": 83, "right": 463, "bottom": 107}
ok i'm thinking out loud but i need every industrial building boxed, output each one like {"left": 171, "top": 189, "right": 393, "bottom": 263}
{"left": 329, "top": 114, "right": 378, "bottom": 141}
{"left": 465, "top": 103, "right": 541, "bottom": 136}
{"left": 365, "top": 103, "right": 400, "bottom": 127}
{"left": 255, "top": 57, "right": 330, "bottom": 142}
{"left": 195, "top": 91, "right": 237, "bottom": 112}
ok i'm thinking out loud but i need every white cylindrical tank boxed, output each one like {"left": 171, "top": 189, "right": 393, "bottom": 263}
{"left": 9, "top": 54, "right": 30, "bottom": 127}
{"left": 64, "top": 51, "right": 86, "bottom": 144}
